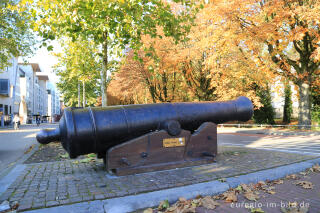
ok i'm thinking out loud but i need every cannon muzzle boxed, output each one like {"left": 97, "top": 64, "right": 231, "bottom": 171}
{"left": 36, "top": 96, "right": 253, "bottom": 158}
{"left": 36, "top": 128, "right": 61, "bottom": 144}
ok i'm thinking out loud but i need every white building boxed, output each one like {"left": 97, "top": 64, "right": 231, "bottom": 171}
{"left": 36, "top": 72, "right": 49, "bottom": 117}
{"left": 19, "top": 63, "right": 51, "bottom": 123}
{"left": 0, "top": 57, "right": 21, "bottom": 126}
{"left": 47, "top": 82, "right": 61, "bottom": 122}
{"left": 1, "top": 60, "right": 60, "bottom": 126}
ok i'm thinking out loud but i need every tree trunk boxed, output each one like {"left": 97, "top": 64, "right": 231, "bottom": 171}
{"left": 78, "top": 82, "right": 81, "bottom": 107}
{"left": 82, "top": 81, "right": 86, "bottom": 107}
{"left": 298, "top": 80, "right": 312, "bottom": 128}
{"left": 101, "top": 32, "right": 108, "bottom": 107}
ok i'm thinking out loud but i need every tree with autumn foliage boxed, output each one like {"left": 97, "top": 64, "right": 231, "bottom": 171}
{"left": 109, "top": 3, "right": 270, "bottom": 106}
{"left": 201, "top": 0, "right": 320, "bottom": 126}
{"left": 109, "top": 47, "right": 188, "bottom": 104}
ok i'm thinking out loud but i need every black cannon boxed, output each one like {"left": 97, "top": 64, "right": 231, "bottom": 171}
{"left": 37, "top": 96, "right": 253, "bottom": 175}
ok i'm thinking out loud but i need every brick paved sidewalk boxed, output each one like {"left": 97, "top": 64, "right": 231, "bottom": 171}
{"left": 0, "top": 146, "right": 316, "bottom": 212}
{"left": 192, "top": 167, "right": 320, "bottom": 213}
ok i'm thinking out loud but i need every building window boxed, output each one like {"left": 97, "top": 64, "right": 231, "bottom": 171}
{"left": 0, "top": 79, "right": 9, "bottom": 96}
{"left": 4, "top": 105, "right": 8, "bottom": 115}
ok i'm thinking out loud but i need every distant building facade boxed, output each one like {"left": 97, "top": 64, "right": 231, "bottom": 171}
{"left": 0, "top": 57, "right": 20, "bottom": 126}
{"left": 47, "top": 82, "right": 61, "bottom": 122}
{"left": 0, "top": 60, "right": 61, "bottom": 126}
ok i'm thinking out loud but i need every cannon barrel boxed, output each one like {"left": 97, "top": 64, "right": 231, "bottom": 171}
{"left": 36, "top": 96, "right": 253, "bottom": 158}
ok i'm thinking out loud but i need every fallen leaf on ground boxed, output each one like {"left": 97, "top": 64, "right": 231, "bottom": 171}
{"left": 250, "top": 208, "right": 265, "bottom": 213}
{"left": 166, "top": 199, "right": 196, "bottom": 213}
{"left": 299, "top": 172, "right": 307, "bottom": 176}
{"left": 286, "top": 174, "right": 298, "bottom": 180}
{"left": 273, "top": 179, "right": 284, "bottom": 184}
{"left": 10, "top": 201, "right": 19, "bottom": 210}
{"left": 261, "top": 185, "right": 275, "bottom": 191}
{"left": 158, "top": 200, "right": 170, "bottom": 211}
{"left": 312, "top": 164, "right": 320, "bottom": 172}
{"left": 80, "top": 158, "right": 96, "bottom": 163}
{"left": 307, "top": 168, "right": 314, "bottom": 173}
{"left": 244, "top": 191, "right": 260, "bottom": 201}
{"left": 235, "top": 185, "right": 243, "bottom": 192}
{"left": 223, "top": 191, "right": 237, "bottom": 202}
{"left": 240, "top": 184, "right": 251, "bottom": 192}
{"left": 166, "top": 205, "right": 178, "bottom": 212}
{"left": 178, "top": 197, "right": 187, "bottom": 203}
{"left": 59, "top": 153, "right": 69, "bottom": 159}
{"left": 200, "top": 196, "right": 220, "bottom": 210}
{"left": 24, "top": 145, "right": 35, "bottom": 154}
{"left": 295, "top": 181, "right": 313, "bottom": 189}
{"left": 86, "top": 153, "right": 96, "bottom": 158}
{"left": 143, "top": 208, "right": 153, "bottom": 213}
{"left": 195, "top": 195, "right": 202, "bottom": 199}
{"left": 191, "top": 199, "right": 201, "bottom": 207}
{"left": 212, "top": 195, "right": 220, "bottom": 200}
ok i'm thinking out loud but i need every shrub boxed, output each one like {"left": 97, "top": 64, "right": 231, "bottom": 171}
{"left": 283, "top": 84, "right": 293, "bottom": 123}
{"left": 253, "top": 87, "right": 275, "bottom": 124}
{"left": 311, "top": 105, "right": 320, "bottom": 125}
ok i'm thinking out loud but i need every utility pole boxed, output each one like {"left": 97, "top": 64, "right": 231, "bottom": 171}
{"left": 82, "top": 81, "right": 86, "bottom": 108}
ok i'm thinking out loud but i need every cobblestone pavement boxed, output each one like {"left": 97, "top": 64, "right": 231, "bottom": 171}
{"left": 0, "top": 146, "right": 316, "bottom": 212}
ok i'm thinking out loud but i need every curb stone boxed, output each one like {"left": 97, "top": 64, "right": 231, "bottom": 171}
{"left": 0, "top": 143, "right": 39, "bottom": 180}
{"left": 237, "top": 130, "right": 320, "bottom": 136}
{"left": 23, "top": 157, "right": 320, "bottom": 213}
{"left": 0, "top": 164, "right": 26, "bottom": 196}
{"left": 0, "top": 144, "right": 39, "bottom": 196}
{"left": 103, "top": 180, "right": 229, "bottom": 213}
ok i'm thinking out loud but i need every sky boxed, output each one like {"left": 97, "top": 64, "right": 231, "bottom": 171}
{"left": 19, "top": 40, "right": 61, "bottom": 87}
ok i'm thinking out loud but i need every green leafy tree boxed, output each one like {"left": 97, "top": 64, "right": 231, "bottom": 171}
{"left": 253, "top": 86, "right": 275, "bottom": 125}
{"left": 27, "top": 0, "right": 197, "bottom": 106}
{"left": 311, "top": 79, "right": 320, "bottom": 125}
{"left": 0, "top": 0, "right": 35, "bottom": 70}
{"left": 283, "top": 83, "right": 293, "bottom": 124}
{"left": 181, "top": 54, "right": 217, "bottom": 101}
{"left": 53, "top": 39, "right": 101, "bottom": 107}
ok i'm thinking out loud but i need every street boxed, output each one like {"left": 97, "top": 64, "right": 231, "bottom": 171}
{"left": 218, "top": 131, "right": 320, "bottom": 156}
{"left": 0, "top": 124, "right": 57, "bottom": 171}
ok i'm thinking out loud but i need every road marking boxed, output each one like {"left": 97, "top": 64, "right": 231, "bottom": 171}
{"left": 220, "top": 142, "right": 320, "bottom": 156}
{"left": 257, "top": 145, "right": 319, "bottom": 152}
